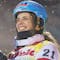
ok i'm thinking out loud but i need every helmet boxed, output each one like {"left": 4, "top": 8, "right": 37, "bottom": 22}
{"left": 13, "top": 1, "right": 48, "bottom": 24}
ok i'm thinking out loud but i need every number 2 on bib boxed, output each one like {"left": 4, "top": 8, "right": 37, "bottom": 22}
{"left": 43, "top": 49, "right": 55, "bottom": 59}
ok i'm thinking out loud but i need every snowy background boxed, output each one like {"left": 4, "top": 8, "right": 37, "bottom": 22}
{"left": 0, "top": 0, "right": 60, "bottom": 53}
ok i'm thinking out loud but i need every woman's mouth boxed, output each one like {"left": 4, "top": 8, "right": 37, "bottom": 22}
{"left": 18, "top": 25, "right": 27, "bottom": 30}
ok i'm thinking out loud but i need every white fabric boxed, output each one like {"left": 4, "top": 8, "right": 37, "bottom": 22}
{"left": 15, "top": 34, "right": 44, "bottom": 46}
{"left": 8, "top": 41, "right": 59, "bottom": 60}
{"left": 35, "top": 43, "right": 59, "bottom": 60}
{"left": 8, "top": 34, "right": 59, "bottom": 60}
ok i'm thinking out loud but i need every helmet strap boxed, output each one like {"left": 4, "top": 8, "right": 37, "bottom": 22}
{"left": 16, "top": 30, "right": 36, "bottom": 40}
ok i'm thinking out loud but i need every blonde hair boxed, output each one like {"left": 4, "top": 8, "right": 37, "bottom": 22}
{"left": 43, "top": 31, "right": 60, "bottom": 51}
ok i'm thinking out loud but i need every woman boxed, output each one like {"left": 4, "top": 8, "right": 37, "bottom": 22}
{"left": 8, "top": 1, "right": 59, "bottom": 60}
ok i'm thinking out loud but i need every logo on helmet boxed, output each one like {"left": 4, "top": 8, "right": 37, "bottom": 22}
{"left": 16, "top": 3, "right": 27, "bottom": 8}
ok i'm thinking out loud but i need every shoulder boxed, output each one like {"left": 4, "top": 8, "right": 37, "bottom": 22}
{"left": 42, "top": 40, "right": 55, "bottom": 47}
{"left": 42, "top": 40, "right": 59, "bottom": 53}
{"left": 37, "top": 40, "right": 60, "bottom": 60}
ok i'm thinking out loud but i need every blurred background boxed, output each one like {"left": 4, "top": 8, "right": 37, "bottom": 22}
{"left": 0, "top": 0, "right": 60, "bottom": 53}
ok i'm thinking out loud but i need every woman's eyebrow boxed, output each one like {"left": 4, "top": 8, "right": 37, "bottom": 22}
{"left": 22, "top": 16, "right": 31, "bottom": 19}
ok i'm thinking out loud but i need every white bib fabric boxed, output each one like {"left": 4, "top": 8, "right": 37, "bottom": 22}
{"left": 8, "top": 34, "right": 59, "bottom": 60}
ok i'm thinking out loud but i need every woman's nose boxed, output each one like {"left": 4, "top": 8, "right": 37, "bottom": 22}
{"left": 18, "top": 20, "right": 24, "bottom": 25}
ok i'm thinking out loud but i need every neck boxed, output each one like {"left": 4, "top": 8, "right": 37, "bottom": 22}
{"left": 16, "top": 30, "right": 35, "bottom": 40}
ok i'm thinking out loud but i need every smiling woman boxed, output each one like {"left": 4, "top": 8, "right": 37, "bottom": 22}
{"left": 15, "top": 12, "right": 37, "bottom": 39}
{"left": 7, "top": 0, "right": 60, "bottom": 60}
{"left": 16, "top": 12, "right": 34, "bottom": 32}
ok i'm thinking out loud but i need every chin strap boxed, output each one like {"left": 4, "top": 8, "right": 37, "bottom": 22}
{"left": 16, "top": 30, "right": 35, "bottom": 40}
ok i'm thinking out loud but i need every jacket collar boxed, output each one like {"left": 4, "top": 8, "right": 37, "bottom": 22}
{"left": 15, "top": 34, "right": 45, "bottom": 46}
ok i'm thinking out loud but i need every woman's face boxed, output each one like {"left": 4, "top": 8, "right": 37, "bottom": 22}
{"left": 16, "top": 12, "right": 34, "bottom": 32}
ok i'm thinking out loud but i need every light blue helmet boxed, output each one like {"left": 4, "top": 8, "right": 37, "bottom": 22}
{"left": 13, "top": 1, "right": 48, "bottom": 23}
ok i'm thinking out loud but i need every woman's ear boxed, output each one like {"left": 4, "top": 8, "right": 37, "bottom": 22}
{"left": 35, "top": 17, "right": 44, "bottom": 31}
{"left": 35, "top": 17, "right": 40, "bottom": 31}
{"left": 35, "top": 24, "right": 40, "bottom": 31}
